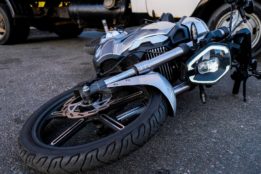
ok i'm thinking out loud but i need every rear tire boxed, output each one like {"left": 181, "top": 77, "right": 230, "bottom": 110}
{"left": 54, "top": 24, "right": 83, "bottom": 38}
{"left": 208, "top": 3, "right": 261, "bottom": 57}
{"left": 0, "top": 4, "right": 29, "bottom": 45}
{"left": 18, "top": 86, "right": 168, "bottom": 174}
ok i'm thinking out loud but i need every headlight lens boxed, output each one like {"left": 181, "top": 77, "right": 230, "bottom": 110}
{"left": 198, "top": 57, "right": 220, "bottom": 74}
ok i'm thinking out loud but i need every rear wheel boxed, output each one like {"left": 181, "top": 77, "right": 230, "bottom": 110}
{"left": 18, "top": 85, "right": 167, "bottom": 174}
{"left": 0, "top": 4, "right": 29, "bottom": 45}
{"left": 208, "top": 3, "right": 261, "bottom": 57}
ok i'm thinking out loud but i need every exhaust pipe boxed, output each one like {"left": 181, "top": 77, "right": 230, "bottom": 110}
{"left": 173, "top": 83, "right": 191, "bottom": 95}
{"left": 68, "top": 2, "right": 126, "bottom": 20}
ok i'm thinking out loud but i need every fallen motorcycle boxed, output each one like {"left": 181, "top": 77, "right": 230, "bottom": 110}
{"left": 18, "top": 0, "right": 261, "bottom": 173}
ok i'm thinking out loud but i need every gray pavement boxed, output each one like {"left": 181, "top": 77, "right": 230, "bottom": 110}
{"left": 0, "top": 30, "right": 260, "bottom": 174}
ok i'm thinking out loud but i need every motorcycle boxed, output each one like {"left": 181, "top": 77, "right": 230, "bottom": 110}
{"left": 18, "top": 0, "right": 261, "bottom": 173}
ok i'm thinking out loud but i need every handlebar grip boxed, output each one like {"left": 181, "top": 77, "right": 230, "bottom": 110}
{"left": 201, "top": 27, "right": 230, "bottom": 45}
{"left": 212, "top": 27, "right": 230, "bottom": 40}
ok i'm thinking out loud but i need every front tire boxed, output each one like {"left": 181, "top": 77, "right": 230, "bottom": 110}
{"left": 18, "top": 86, "right": 167, "bottom": 174}
{"left": 208, "top": 3, "right": 261, "bottom": 57}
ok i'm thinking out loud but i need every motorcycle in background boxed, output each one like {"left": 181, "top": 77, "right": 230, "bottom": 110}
{"left": 18, "top": 0, "right": 261, "bottom": 173}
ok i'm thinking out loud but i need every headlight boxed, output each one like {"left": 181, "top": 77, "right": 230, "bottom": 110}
{"left": 198, "top": 57, "right": 220, "bottom": 74}
{"left": 187, "top": 45, "right": 231, "bottom": 85}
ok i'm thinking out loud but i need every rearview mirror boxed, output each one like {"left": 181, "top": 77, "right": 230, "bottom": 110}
{"left": 191, "top": 22, "right": 198, "bottom": 46}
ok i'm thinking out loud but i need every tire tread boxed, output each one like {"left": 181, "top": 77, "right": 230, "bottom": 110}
{"left": 18, "top": 91, "right": 168, "bottom": 174}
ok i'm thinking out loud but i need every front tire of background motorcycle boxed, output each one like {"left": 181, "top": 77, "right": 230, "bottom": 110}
{"left": 54, "top": 24, "right": 83, "bottom": 39}
{"left": 18, "top": 86, "right": 168, "bottom": 174}
{"left": 208, "top": 3, "right": 261, "bottom": 57}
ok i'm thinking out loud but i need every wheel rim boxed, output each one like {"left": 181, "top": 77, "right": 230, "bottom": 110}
{"left": 0, "top": 13, "right": 6, "bottom": 40}
{"left": 34, "top": 87, "right": 150, "bottom": 148}
{"left": 216, "top": 11, "right": 261, "bottom": 48}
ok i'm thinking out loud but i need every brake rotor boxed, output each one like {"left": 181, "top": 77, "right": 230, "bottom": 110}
{"left": 60, "top": 93, "right": 112, "bottom": 119}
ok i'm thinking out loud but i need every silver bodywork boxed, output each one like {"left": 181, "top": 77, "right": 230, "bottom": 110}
{"left": 92, "top": 17, "right": 211, "bottom": 115}
{"left": 95, "top": 21, "right": 176, "bottom": 63}
{"left": 107, "top": 73, "right": 191, "bottom": 115}
{"left": 107, "top": 72, "right": 177, "bottom": 114}
{"left": 95, "top": 17, "right": 209, "bottom": 64}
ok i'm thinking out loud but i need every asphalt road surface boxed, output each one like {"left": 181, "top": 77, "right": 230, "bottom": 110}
{"left": 0, "top": 30, "right": 260, "bottom": 174}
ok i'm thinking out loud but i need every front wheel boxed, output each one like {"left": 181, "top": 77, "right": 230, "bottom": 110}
{"left": 208, "top": 3, "right": 261, "bottom": 57}
{"left": 18, "top": 85, "right": 167, "bottom": 174}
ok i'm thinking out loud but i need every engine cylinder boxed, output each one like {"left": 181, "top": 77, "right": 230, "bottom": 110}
{"left": 145, "top": 47, "right": 178, "bottom": 82}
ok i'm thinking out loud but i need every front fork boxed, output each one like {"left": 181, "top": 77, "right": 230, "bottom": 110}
{"left": 231, "top": 28, "right": 261, "bottom": 101}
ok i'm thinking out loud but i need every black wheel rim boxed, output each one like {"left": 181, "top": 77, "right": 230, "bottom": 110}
{"left": 33, "top": 87, "right": 150, "bottom": 148}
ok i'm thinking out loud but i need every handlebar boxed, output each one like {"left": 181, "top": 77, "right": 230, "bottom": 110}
{"left": 209, "top": 27, "right": 230, "bottom": 40}
{"left": 200, "top": 27, "right": 230, "bottom": 46}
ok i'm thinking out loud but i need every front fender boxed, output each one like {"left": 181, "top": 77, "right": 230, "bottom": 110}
{"left": 107, "top": 72, "right": 177, "bottom": 115}
{"left": 4, "top": 0, "right": 32, "bottom": 17}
